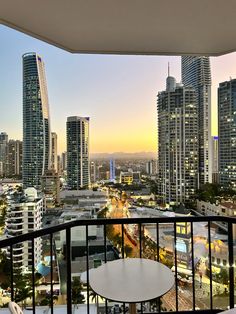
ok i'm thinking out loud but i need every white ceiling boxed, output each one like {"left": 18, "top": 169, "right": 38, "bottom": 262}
{"left": 1, "top": 0, "right": 236, "bottom": 56}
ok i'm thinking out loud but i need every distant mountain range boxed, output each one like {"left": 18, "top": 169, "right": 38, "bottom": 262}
{"left": 91, "top": 152, "right": 156, "bottom": 160}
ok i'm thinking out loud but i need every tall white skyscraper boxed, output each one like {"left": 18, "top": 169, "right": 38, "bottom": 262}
{"left": 67, "top": 116, "right": 90, "bottom": 189}
{"left": 157, "top": 76, "right": 198, "bottom": 205}
{"left": 23, "top": 53, "right": 51, "bottom": 189}
{"left": 181, "top": 56, "right": 212, "bottom": 186}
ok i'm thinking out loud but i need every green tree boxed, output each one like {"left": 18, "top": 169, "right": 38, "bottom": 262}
{"left": 71, "top": 277, "right": 85, "bottom": 308}
{"left": 39, "top": 295, "right": 58, "bottom": 306}
{"left": 0, "top": 250, "right": 11, "bottom": 275}
{"left": 196, "top": 183, "right": 220, "bottom": 203}
{"left": 13, "top": 269, "right": 33, "bottom": 304}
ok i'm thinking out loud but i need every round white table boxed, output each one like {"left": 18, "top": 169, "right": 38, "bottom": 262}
{"left": 89, "top": 258, "right": 174, "bottom": 314}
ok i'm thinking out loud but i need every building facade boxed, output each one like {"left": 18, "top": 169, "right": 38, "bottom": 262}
{"left": 0, "top": 132, "right": 8, "bottom": 177}
{"left": 109, "top": 159, "right": 116, "bottom": 181}
{"left": 41, "top": 169, "right": 60, "bottom": 208}
{"left": 22, "top": 52, "right": 51, "bottom": 189}
{"left": 7, "top": 140, "right": 23, "bottom": 178}
{"left": 157, "top": 76, "right": 198, "bottom": 205}
{"left": 51, "top": 132, "right": 58, "bottom": 172}
{"left": 5, "top": 188, "right": 43, "bottom": 269}
{"left": 218, "top": 79, "right": 236, "bottom": 189}
{"left": 67, "top": 116, "right": 90, "bottom": 189}
{"left": 212, "top": 136, "right": 219, "bottom": 184}
{"left": 61, "top": 151, "right": 67, "bottom": 172}
{"left": 197, "top": 200, "right": 236, "bottom": 238}
{"left": 146, "top": 160, "right": 158, "bottom": 175}
{"left": 181, "top": 56, "right": 212, "bottom": 186}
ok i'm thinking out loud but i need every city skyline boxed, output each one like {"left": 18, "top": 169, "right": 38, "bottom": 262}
{"left": 1, "top": 26, "right": 236, "bottom": 154}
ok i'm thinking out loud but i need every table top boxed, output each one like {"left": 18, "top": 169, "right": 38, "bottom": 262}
{"left": 89, "top": 258, "right": 174, "bottom": 303}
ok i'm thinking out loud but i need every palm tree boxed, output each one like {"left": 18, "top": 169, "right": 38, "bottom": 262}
{"left": 89, "top": 288, "right": 104, "bottom": 313}
{"left": 89, "top": 289, "right": 99, "bottom": 312}
{"left": 71, "top": 277, "right": 85, "bottom": 310}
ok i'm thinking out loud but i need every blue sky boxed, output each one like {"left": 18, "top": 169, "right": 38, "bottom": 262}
{"left": 0, "top": 25, "right": 236, "bottom": 153}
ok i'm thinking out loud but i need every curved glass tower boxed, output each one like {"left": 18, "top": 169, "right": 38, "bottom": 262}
{"left": 23, "top": 53, "right": 51, "bottom": 188}
{"left": 182, "top": 56, "right": 212, "bottom": 186}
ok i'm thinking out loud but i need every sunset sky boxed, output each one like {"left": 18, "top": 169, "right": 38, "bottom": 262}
{"left": 0, "top": 25, "right": 236, "bottom": 154}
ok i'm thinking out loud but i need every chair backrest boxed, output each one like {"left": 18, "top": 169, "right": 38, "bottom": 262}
{"left": 8, "top": 302, "right": 24, "bottom": 314}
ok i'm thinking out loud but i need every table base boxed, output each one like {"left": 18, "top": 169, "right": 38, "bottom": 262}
{"left": 129, "top": 303, "right": 136, "bottom": 314}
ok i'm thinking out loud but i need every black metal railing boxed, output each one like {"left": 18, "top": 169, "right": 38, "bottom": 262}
{"left": 0, "top": 215, "right": 235, "bottom": 314}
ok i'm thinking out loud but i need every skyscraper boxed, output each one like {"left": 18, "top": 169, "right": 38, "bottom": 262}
{"left": 157, "top": 76, "right": 198, "bottom": 205}
{"left": 7, "top": 140, "right": 23, "bottom": 177}
{"left": 109, "top": 159, "right": 115, "bottom": 181}
{"left": 212, "top": 136, "right": 219, "bottom": 184}
{"left": 0, "top": 132, "right": 8, "bottom": 177}
{"left": 51, "top": 132, "right": 58, "bottom": 172}
{"left": 218, "top": 79, "right": 236, "bottom": 188}
{"left": 23, "top": 53, "right": 51, "bottom": 188}
{"left": 67, "top": 116, "right": 90, "bottom": 190}
{"left": 61, "top": 152, "right": 67, "bottom": 172}
{"left": 181, "top": 56, "right": 212, "bottom": 186}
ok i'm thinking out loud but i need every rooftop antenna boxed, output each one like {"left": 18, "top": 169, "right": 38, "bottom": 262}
{"left": 168, "top": 62, "right": 170, "bottom": 76}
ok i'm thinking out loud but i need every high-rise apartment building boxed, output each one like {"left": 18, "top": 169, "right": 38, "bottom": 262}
{"left": 212, "top": 136, "right": 219, "bottom": 184}
{"left": 67, "top": 116, "right": 90, "bottom": 189}
{"left": 7, "top": 140, "right": 23, "bottom": 177}
{"left": 23, "top": 53, "right": 51, "bottom": 189}
{"left": 218, "top": 79, "right": 236, "bottom": 188}
{"left": 146, "top": 160, "right": 158, "bottom": 175}
{"left": 109, "top": 159, "right": 115, "bottom": 181}
{"left": 5, "top": 188, "right": 43, "bottom": 269}
{"left": 90, "top": 161, "right": 97, "bottom": 183}
{"left": 157, "top": 76, "right": 198, "bottom": 205}
{"left": 41, "top": 169, "right": 60, "bottom": 208}
{"left": 57, "top": 155, "right": 61, "bottom": 174}
{"left": 51, "top": 132, "right": 58, "bottom": 171}
{"left": 181, "top": 56, "right": 212, "bottom": 186}
{"left": 0, "top": 132, "right": 8, "bottom": 176}
{"left": 61, "top": 152, "right": 67, "bottom": 172}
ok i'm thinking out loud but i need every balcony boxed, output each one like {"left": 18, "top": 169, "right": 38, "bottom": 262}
{"left": 0, "top": 216, "right": 235, "bottom": 314}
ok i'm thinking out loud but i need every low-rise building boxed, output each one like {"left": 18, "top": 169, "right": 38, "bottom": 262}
{"left": 120, "top": 171, "right": 141, "bottom": 185}
{"left": 60, "top": 189, "right": 108, "bottom": 212}
{"left": 197, "top": 200, "right": 236, "bottom": 237}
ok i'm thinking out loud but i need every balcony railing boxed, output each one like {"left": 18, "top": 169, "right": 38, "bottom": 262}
{"left": 0, "top": 216, "right": 235, "bottom": 314}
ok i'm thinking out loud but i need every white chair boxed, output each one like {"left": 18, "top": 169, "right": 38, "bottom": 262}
{"left": 8, "top": 302, "right": 23, "bottom": 314}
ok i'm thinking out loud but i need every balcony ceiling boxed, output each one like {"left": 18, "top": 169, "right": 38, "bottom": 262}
{"left": 1, "top": 0, "right": 236, "bottom": 56}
